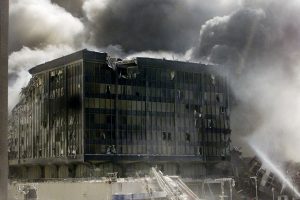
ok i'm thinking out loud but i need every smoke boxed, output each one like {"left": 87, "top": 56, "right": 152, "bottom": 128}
{"left": 8, "top": 0, "right": 300, "bottom": 164}
{"left": 191, "top": 8, "right": 267, "bottom": 69}
{"left": 191, "top": 0, "right": 300, "bottom": 162}
{"left": 51, "top": 0, "right": 85, "bottom": 17}
{"left": 8, "top": 0, "right": 84, "bottom": 111}
{"left": 9, "top": 0, "right": 84, "bottom": 52}
{"left": 82, "top": 0, "right": 241, "bottom": 53}
{"left": 8, "top": 0, "right": 241, "bottom": 111}
{"left": 8, "top": 45, "right": 75, "bottom": 110}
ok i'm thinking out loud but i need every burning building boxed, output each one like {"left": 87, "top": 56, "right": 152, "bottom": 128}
{"left": 8, "top": 49, "right": 231, "bottom": 179}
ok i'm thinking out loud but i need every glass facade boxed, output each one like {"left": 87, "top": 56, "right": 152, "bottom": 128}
{"left": 9, "top": 59, "right": 84, "bottom": 164}
{"left": 9, "top": 50, "right": 231, "bottom": 166}
{"left": 83, "top": 57, "right": 231, "bottom": 162}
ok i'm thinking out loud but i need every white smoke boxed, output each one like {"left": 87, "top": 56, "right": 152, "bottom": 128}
{"left": 8, "top": 45, "right": 75, "bottom": 111}
{"left": 239, "top": 59, "right": 300, "bottom": 162}
{"left": 8, "top": 0, "right": 85, "bottom": 110}
{"left": 9, "top": 0, "right": 84, "bottom": 51}
{"left": 191, "top": 0, "right": 300, "bottom": 164}
{"left": 8, "top": 0, "right": 300, "bottom": 166}
{"left": 82, "top": 0, "right": 109, "bottom": 21}
{"left": 126, "top": 50, "right": 190, "bottom": 61}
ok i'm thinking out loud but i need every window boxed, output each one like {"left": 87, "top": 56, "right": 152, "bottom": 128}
{"left": 210, "top": 74, "right": 215, "bottom": 85}
{"left": 169, "top": 71, "right": 175, "bottom": 80}
{"left": 162, "top": 132, "right": 167, "bottom": 140}
{"left": 101, "top": 132, "right": 106, "bottom": 140}
{"left": 198, "top": 147, "right": 203, "bottom": 155}
{"left": 185, "top": 133, "right": 191, "bottom": 142}
{"left": 208, "top": 119, "right": 214, "bottom": 128}
{"left": 216, "top": 94, "right": 220, "bottom": 103}
{"left": 106, "top": 85, "right": 111, "bottom": 94}
{"left": 220, "top": 107, "right": 226, "bottom": 113}
{"left": 167, "top": 132, "right": 172, "bottom": 141}
{"left": 121, "top": 116, "right": 127, "bottom": 125}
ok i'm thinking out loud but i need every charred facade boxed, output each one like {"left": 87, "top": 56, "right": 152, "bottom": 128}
{"left": 9, "top": 49, "right": 231, "bottom": 178}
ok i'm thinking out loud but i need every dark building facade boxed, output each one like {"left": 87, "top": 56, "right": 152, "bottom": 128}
{"left": 9, "top": 49, "right": 231, "bottom": 178}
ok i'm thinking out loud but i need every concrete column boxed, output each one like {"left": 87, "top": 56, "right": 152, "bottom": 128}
{"left": 28, "top": 166, "right": 42, "bottom": 179}
{"left": 0, "top": 0, "right": 8, "bottom": 199}
{"left": 45, "top": 165, "right": 58, "bottom": 179}
{"left": 75, "top": 164, "right": 90, "bottom": 178}
{"left": 58, "top": 165, "right": 69, "bottom": 178}
{"left": 20, "top": 166, "right": 28, "bottom": 179}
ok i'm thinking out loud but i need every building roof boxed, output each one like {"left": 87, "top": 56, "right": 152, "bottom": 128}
{"left": 136, "top": 57, "right": 221, "bottom": 74}
{"left": 28, "top": 49, "right": 223, "bottom": 75}
{"left": 29, "top": 49, "right": 107, "bottom": 75}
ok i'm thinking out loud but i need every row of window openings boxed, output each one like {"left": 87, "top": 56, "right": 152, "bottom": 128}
{"left": 85, "top": 131, "right": 191, "bottom": 143}
{"left": 19, "top": 147, "right": 76, "bottom": 158}
{"left": 162, "top": 132, "right": 191, "bottom": 142}
{"left": 91, "top": 114, "right": 226, "bottom": 127}
{"left": 89, "top": 85, "right": 224, "bottom": 102}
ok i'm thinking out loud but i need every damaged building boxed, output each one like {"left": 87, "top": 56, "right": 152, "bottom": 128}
{"left": 8, "top": 49, "right": 231, "bottom": 179}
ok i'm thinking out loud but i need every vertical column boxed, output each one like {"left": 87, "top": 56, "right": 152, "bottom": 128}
{"left": 0, "top": 0, "right": 8, "bottom": 199}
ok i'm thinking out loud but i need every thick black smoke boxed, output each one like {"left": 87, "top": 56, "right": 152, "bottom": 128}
{"left": 51, "top": 0, "right": 84, "bottom": 17}
{"left": 86, "top": 0, "right": 205, "bottom": 53}
{"left": 84, "top": 0, "right": 240, "bottom": 53}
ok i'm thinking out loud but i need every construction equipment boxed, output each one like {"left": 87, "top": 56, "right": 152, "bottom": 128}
{"left": 151, "top": 167, "right": 202, "bottom": 200}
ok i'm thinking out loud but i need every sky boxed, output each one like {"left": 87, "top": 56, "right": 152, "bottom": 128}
{"left": 8, "top": 0, "right": 300, "bottom": 163}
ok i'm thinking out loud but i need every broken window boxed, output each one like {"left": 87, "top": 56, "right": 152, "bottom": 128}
{"left": 162, "top": 132, "right": 167, "bottom": 140}
{"left": 121, "top": 116, "right": 127, "bottom": 125}
{"left": 185, "top": 104, "right": 189, "bottom": 110}
{"left": 106, "top": 115, "right": 115, "bottom": 124}
{"left": 185, "top": 133, "right": 191, "bottom": 142}
{"left": 177, "top": 90, "right": 181, "bottom": 100}
{"left": 101, "top": 132, "right": 106, "bottom": 140}
{"left": 169, "top": 71, "right": 175, "bottom": 80}
{"left": 220, "top": 107, "right": 226, "bottom": 113}
{"left": 208, "top": 119, "right": 214, "bottom": 128}
{"left": 111, "top": 145, "right": 117, "bottom": 154}
{"left": 210, "top": 74, "right": 215, "bottom": 85}
{"left": 167, "top": 132, "right": 172, "bottom": 141}
{"left": 121, "top": 85, "right": 126, "bottom": 95}
{"left": 197, "top": 147, "right": 203, "bottom": 155}
{"left": 216, "top": 94, "right": 220, "bottom": 103}
{"left": 106, "top": 85, "right": 111, "bottom": 94}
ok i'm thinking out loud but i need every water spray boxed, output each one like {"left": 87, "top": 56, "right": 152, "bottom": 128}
{"left": 249, "top": 142, "right": 300, "bottom": 197}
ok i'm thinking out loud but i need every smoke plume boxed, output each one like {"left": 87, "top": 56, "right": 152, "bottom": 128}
{"left": 191, "top": 0, "right": 300, "bottom": 162}
{"left": 82, "top": 0, "right": 240, "bottom": 53}
{"left": 8, "top": 45, "right": 75, "bottom": 110}
{"left": 9, "top": 0, "right": 84, "bottom": 53}
{"left": 8, "top": 0, "right": 300, "bottom": 164}
{"left": 8, "top": 0, "right": 240, "bottom": 111}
